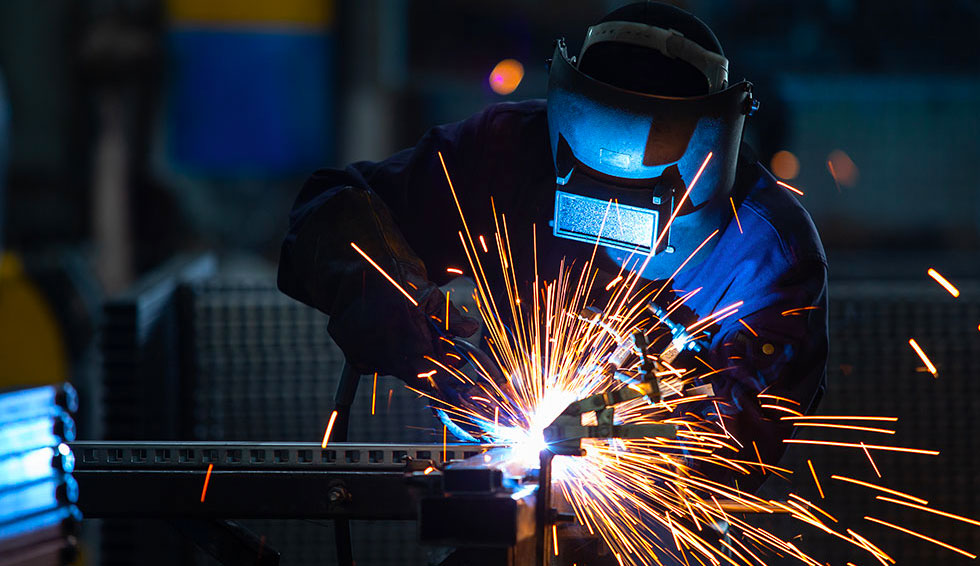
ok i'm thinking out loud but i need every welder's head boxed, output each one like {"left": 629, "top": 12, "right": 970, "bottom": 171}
{"left": 547, "top": 2, "right": 758, "bottom": 278}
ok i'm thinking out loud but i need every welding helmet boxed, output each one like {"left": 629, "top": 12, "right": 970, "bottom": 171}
{"left": 547, "top": 3, "right": 758, "bottom": 277}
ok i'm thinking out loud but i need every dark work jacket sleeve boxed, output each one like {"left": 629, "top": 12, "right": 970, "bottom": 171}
{"left": 277, "top": 111, "right": 489, "bottom": 379}
{"left": 704, "top": 258, "right": 828, "bottom": 492}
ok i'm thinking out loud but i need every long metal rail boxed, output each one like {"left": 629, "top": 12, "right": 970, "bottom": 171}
{"left": 70, "top": 441, "right": 489, "bottom": 520}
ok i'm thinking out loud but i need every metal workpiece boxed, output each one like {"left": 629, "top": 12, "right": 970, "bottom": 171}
{"left": 418, "top": 489, "right": 537, "bottom": 548}
{"left": 543, "top": 382, "right": 677, "bottom": 457}
{"left": 69, "top": 441, "right": 489, "bottom": 520}
{"left": 71, "top": 441, "right": 489, "bottom": 470}
{"left": 418, "top": 451, "right": 539, "bottom": 552}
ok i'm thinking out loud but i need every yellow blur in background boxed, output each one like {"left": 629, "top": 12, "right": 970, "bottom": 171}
{"left": 0, "top": 252, "right": 68, "bottom": 388}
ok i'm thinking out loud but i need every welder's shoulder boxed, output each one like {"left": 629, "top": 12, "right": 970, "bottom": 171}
{"left": 473, "top": 99, "right": 548, "bottom": 138}
{"left": 467, "top": 100, "right": 551, "bottom": 169}
{"left": 740, "top": 163, "right": 827, "bottom": 269}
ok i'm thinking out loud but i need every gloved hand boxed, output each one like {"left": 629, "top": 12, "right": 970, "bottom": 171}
{"left": 430, "top": 337, "right": 515, "bottom": 443}
{"left": 330, "top": 271, "right": 481, "bottom": 384}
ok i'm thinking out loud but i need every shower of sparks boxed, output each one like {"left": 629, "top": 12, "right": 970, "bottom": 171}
{"left": 776, "top": 180, "right": 804, "bottom": 195}
{"left": 350, "top": 242, "right": 419, "bottom": 306}
{"left": 200, "top": 463, "right": 214, "bottom": 503}
{"left": 908, "top": 338, "right": 938, "bottom": 377}
{"left": 321, "top": 410, "right": 338, "bottom": 448}
{"left": 394, "top": 151, "right": 980, "bottom": 566}
{"left": 926, "top": 268, "right": 960, "bottom": 297}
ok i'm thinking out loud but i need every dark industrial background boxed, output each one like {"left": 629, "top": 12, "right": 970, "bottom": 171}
{"left": 0, "top": 0, "right": 978, "bottom": 565}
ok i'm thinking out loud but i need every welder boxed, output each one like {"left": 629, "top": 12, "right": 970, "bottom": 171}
{"left": 279, "top": 0, "right": 826, "bottom": 506}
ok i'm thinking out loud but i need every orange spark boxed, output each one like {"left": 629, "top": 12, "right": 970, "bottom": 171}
{"left": 447, "top": 267, "right": 464, "bottom": 275}
{"left": 423, "top": 466, "right": 435, "bottom": 475}
{"left": 827, "top": 160, "right": 841, "bottom": 193}
{"left": 445, "top": 290, "right": 450, "bottom": 331}
{"left": 386, "top": 388, "right": 393, "bottom": 412}
{"left": 776, "top": 180, "right": 804, "bottom": 196}
{"left": 807, "top": 459, "right": 824, "bottom": 499}
{"left": 552, "top": 524, "right": 559, "bottom": 556}
{"left": 781, "top": 306, "right": 820, "bottom": 316}
{"left": 479, "top": 235, "right": 488, "bottom": 253}
{"left": 828, "top": 149, "right": 859, "bottom": 188}
{"left": 760, "top": 404, "right": 804, "bottom": 417}
{"left": 752, "top": 441, "right": 765, "bottom": 473}
{"left": 738, "top": 318, "right": 758, "bottom": 337}
{"left": 864, "top": 516, "right": 977, "bottom": 559}
{"left": 908, "top": 338, "right": 938, "bottom": 377}
{"left": 785, "top": 440, "right": 938, "bottom": 455}
{"left": 371, "top": 373, "right": 378, "bottom": 415}
{"left": 791, "top": 422, "right": 895, "bottom": 435}
{"left": 831, "top": 475, "right": 928, "bottom": 505}
{"left": 875, "top": 496, "right": 980, "bottom": 527}
{"left": 653, "top": 152, "right": 713, "bottom": 252}
{"left": 604, "top": 275, "right": 624, "bottom": 291}
{"left": 321, "top": 410, "right": 339, "bottom": 448}
{"left": 443, "top": 425, "right": 448, "bottom": 462}
{"left": 417, "top": 370, "right": 437, "bottom": 379}
{"left": 758, "top": 394, "right": 800, "bottom": 406}
{"left": 200, "top": 463, "right": 214, "bottom": 503}
{"left": 926, "top": 268, "right": 959, "bottom": 297}
{"left": 846, "top": 528, "right": 895, "bottom": 565}
{"left": 729, "top": 197, "right": 742, "bottom": 234}
{"left": 781, "top": 415, "right": 898, "bottom": 422}
{"left": 861, "top": 442, "right": 882, "bottom": 478}
{"left": 350, "top": 242, "right": 419, "bottom": 306}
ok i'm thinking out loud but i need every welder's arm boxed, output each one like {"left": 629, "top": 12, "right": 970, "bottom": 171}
{"left": 700, "top": 258, "right": 828, "bottom": 491}
{"left": 277, "top": 113, "right": 489, "bottom": 382}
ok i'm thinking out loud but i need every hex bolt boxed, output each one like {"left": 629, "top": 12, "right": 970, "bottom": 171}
{"left": 328, "top": 484, "right": 352, "bottom": 505}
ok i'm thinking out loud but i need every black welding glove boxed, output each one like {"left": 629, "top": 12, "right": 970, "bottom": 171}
{"left": 279, "top": 185, "right": 479, "bottom": 383}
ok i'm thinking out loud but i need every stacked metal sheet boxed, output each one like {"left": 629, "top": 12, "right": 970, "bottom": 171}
{"left": 182, "top": 278, "right": 437, "bottom": 445}
{"left": 100, "top": 254, "right": 217, "bottom": 441}
{"left": 0, "top": 383, "right": 81, "bottom": 566}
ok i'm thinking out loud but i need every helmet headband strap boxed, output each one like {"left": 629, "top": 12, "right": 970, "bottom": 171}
{"left": 579, "top": 21, "right": 729, "bottom": 92}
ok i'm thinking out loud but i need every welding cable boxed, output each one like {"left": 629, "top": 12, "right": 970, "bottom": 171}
{"left": 332, "top": 362, "right": 360, "bottom": 566}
